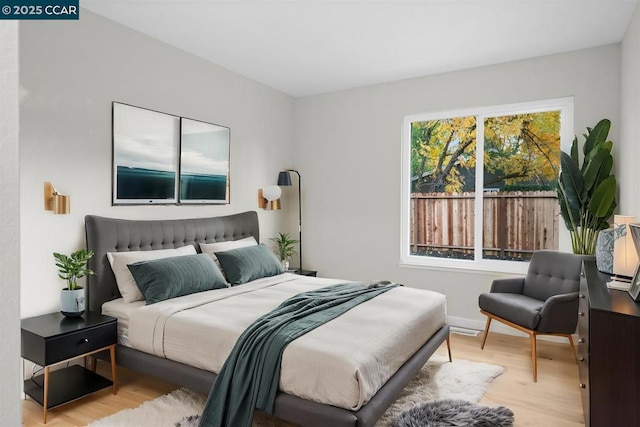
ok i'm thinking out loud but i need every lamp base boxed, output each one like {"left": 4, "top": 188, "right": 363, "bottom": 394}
{"left": 607, "top": 278, "right": 632, "bottom": 291}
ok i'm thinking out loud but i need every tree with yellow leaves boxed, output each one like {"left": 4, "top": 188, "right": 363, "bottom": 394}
{"left": 411, "top": 111, "right": 560, "bottom": 193}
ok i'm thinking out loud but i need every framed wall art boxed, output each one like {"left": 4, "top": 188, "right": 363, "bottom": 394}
{"left": 112, "top": 102, "right": 230, "bottom": 205}
{"left": 112, "top": 102, "right": 180, "bottom": 204}
{"left": 179, "top": 118, "right": 230, "bottom": 204}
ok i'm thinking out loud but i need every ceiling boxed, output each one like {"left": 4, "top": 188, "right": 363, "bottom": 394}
{"left": 82, "top": 0, "right": 638, "bottom": 97}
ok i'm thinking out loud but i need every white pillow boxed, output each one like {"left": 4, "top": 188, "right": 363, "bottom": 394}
{"left": 107, "top": 245, "right": 197, "bottom": 303}
{"left": 200, "top": 236, "right": 258, "bottom": 269}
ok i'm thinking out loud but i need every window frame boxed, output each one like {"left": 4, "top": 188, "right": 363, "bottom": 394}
{"left": 400, "top": 97, "right": 574, "bottom": 274}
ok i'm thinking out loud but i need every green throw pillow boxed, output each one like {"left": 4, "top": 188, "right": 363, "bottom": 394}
{"left": 215, "top": 243, "right": 284, "bottom": 285}
{"left": 127, "top": 254, "right": 227, "bottom": 304}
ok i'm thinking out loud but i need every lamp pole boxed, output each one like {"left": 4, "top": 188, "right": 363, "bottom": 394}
{"left": 278, "top": 169, "right": 302, "bottom": 272}
{"left": 290, "top": 170, "right": 302, "bottom": 273}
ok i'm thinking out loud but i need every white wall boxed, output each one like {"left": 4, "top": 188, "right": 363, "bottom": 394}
{"left": 294, "top": 45, "right": 621, "bottom": 326}
{"left": 620, "top": 3, "right": 640, "bottom": 215}
{"left": 0, "top": 21, "right": 21, "bottom": 427}
{"left": 19, "top": 10, "right": 295, "bottom": 318}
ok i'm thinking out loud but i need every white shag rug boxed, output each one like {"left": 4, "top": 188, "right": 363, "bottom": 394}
{"left": 89, "top": 355, "right": 504, "bottom": 427}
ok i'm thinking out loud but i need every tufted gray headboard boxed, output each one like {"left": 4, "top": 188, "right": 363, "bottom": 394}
{"left": 84, "top": 211, "right": 259, "bottom": 312}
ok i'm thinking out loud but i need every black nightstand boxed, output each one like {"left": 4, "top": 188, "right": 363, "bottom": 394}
{"left": 21, "top": 312, "right": 118, "bottom": 423}
{"left": 287, "top": 269, "right": 317, "bottom": 277}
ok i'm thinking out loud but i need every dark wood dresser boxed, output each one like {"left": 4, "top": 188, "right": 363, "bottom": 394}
{"left": 579, "top": 259, "right": 640, "bottom": 427}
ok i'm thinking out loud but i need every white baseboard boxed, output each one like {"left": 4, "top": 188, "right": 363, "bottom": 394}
{"left": 450, "top": 326, "right": 479, "bottom": 336}
{"left": 446, "top": 315, "right": 573, "bottom": 343}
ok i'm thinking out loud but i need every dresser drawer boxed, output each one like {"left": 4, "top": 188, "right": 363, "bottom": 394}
{"left": 44, "top": 321, "right": 117, "bottom": 365}
{"left": 579, "top": 376, "right": 590, "bottom": 427}
{"left": 577, "top": 304, "right": 589, "bottom": 348}
{"left": 578, "top": 266, "right": 590, "bottom": 426}
{"left": 22, "top": 312, "right": 117, "bottom": 367}
{"left": 578, "top": 274, "right": 589, "bottom": 351}
{"left": 578, "top": 352, "right": 589, "bottom": 390}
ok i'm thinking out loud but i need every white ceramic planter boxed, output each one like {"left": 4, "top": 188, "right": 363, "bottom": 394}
{"left": 60, "top": 288, "right": 85, "bottom": 317}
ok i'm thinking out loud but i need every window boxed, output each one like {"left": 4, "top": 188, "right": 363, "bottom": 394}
{"left": 401, "top": 98, "right": 573, "bottom": 273}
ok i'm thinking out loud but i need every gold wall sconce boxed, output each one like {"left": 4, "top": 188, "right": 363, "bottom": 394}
{"left": 44, "top": 182, "right": 70, "bottom": 214}
{"left": 258, "top": 186, "right": 281, "bottom": 210}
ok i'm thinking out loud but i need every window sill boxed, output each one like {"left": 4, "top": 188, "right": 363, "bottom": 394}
{"left": 399, "top": 256, "right": 529, "bottom": 275}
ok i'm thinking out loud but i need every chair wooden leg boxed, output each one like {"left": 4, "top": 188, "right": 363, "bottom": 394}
{"left": 481, "top": 310, "right": 550, "bottom": 382}
{"left": 531, "top": 332, "right": 538, "bottom": 383}
{"left": 446, "top": 334, "right": 452, "bottom": 362}
{"left": 567, "top": 334, "right": 578, "bottom": 363}
{"left": 481, "top": 316, "right": 492, "bottom": 349}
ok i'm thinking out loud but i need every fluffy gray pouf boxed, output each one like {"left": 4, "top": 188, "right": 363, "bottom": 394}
{"left": 393, "top": 399, "right": 514, "bottom": 427}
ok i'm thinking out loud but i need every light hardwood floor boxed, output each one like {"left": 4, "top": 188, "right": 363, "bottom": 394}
{"left": 22, "top": 332, "right": 585, "bottom": 426}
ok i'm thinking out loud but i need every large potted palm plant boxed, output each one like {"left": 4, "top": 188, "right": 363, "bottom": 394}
{"left": 557, "top": 119, "right": 617, "bottom": 255}
{"left": 53, "top": 249, "right": 95, "bottom": 317}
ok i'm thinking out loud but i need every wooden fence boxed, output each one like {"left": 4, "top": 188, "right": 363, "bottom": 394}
{"left": 410, "top": 191, "right": 559, "bottom": 260}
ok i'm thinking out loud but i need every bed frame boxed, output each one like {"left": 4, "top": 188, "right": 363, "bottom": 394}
{"left": 85, "top": 211, "right": 450, "bottom": 427}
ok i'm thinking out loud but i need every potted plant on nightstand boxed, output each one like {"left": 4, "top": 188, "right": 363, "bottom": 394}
{"left": 53, "top": 249, "right": 95, "bottom": 317}
{"left": 270, "top": 232, "right": 299, "bottom": 270}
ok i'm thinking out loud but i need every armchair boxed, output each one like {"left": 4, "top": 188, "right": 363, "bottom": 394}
{"left": 478, "top": 250, "right": 583, "bottom": 382}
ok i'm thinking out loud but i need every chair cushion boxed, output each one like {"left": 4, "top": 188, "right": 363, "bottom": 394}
{"left": 522, "top": 251, "right": 582, "bottom": 301}
{"left": 479, "top": 292, "right": 544, "bottom": 330}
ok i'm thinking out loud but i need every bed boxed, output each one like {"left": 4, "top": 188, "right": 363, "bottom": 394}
{"left": 85, "top": 211, "right": 450, "bottom": 427}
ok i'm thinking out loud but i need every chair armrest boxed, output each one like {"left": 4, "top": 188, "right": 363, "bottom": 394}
{"left": 490, "top": 277, "right": 525, "bottom": 294}
{"left": 537, "top": 291, "right": 579, "bottom": 333}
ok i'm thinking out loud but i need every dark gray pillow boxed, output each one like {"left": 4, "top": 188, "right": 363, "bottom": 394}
{"left": 215, "top": 243, "right": 284, "bottom": 285}
{"left": 127, "top": 254, "right": 227, "bottom": 304}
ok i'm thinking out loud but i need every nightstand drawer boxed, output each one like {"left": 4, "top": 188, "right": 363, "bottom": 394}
{"left": 578, "top": 273, "right": 589, "bottom": 352}
{"left": 44, "top": 322, "right": 116, "bottom": 365}
{"left": 22, "top": 314, "right": 117, "bottom": 366}
{"left": 21, "top": 312, "right": 118, "bottom": 423}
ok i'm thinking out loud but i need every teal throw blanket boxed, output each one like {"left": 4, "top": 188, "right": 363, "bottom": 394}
{"left": 199, "top": 281, "right": 398, "bottom": 427}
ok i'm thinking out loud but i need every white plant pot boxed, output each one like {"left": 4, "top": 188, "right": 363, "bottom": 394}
{"left": 60, "top": 288, "right": 85, "bottom": 317}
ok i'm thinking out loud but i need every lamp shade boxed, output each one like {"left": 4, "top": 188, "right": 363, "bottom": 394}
{"left": 262, "top": 186, "right": 281, "bottom": 201}
{"left": 614, "top": 215, "right": 639, "bottom": 277}
{"left": 277, "top": 171, "right": 292, "bottom": 186}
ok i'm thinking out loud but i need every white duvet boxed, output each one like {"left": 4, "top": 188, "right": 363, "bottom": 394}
{"left": 124, "top": 273, "right": 446, "bottom": 410}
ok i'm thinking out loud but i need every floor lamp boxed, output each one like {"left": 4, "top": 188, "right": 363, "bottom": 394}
{"left": 277, "top": 169, "right": 302, "bottom": 273}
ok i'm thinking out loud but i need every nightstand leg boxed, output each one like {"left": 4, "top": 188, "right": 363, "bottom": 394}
{"left": 22, "top": 359, "right": 26, "bottom": 400}
{"left": 83, "top": 355, "right": 97, "bottom": 371}
{"left": 110, "top": 345, "right": 117, "bottom": 394}
{"left": 43, "top": 366, "right": 49, "bottom": 424}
